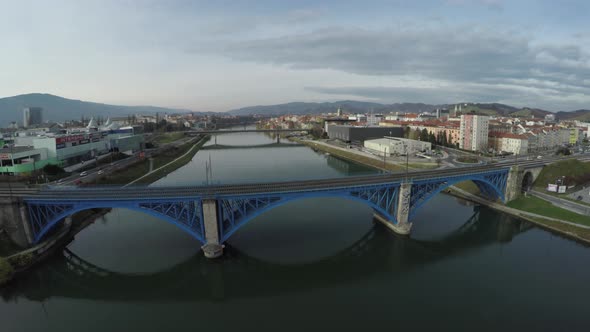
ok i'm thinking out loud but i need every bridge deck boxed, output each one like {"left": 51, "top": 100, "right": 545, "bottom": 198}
{"left": 2, "top": 155, "right": 587, "bottom": 200}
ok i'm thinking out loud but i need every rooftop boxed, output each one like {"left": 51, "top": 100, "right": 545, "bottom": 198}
{"left": 0, "top": 146, "right": 35, "bottom": 154}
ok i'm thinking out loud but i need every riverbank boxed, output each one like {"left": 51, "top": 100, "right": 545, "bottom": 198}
{"left": 447, "top": 187, "right": 590, "bottom": 245}
{"left": 97, "top": 135, "right": 208, "bottom": 185}
{"left": 125, "top": 135, "right": 210, "bottom": 186}
{"left": 0, "top": 136, "right": 210, "bottom": 286}
{"left": 290, "top": 138, "right": 438, "bottom": 172}
{"left": 0, "top": 208, "right": 111, "bottom": 286}
{"left": 292, "top": 137, "right": 590, "bottom": 244}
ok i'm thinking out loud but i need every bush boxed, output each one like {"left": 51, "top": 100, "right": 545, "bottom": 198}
{"left": 7, "top": 252, "right": 33, "bottom": 268}
{"left": 43, "top": 164, "right": 65, "bottom": 175}
{"left": 0, "top": 257, "right": 14, "bottom": 285}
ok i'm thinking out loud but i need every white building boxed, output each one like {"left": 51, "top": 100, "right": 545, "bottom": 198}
{"left": 364, "top": 137, "right": 431, "bottom": 156}
{"left": 460, "top": 115, "right": 489, "bottom": 152}
{"left": 489, "top": 133, "right": 529, "bottom": 155}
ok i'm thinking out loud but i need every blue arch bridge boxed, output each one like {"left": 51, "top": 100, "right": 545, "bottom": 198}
{"left": 10, "top": 158, "right": 549, "bottom": 258}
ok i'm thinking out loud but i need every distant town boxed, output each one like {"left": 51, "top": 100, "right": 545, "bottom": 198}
{"left": 1, "top": 102, "right": 588, "bottom": 178}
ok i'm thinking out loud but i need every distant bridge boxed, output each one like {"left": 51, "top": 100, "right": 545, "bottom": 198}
{"left": 186, "top": 129, "right": 308, "bottom": 135}
{"left": 201, "top": 143, "right": 304, "bottom": 150}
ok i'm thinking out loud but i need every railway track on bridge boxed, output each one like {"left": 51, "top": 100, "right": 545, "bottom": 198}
{"left": 2, "top": 155, "right": 589, "bottom": 200}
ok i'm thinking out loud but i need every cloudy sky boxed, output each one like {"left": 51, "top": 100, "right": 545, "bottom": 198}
{"left": 1, "top": 0, "right": 589, "bottom": 111}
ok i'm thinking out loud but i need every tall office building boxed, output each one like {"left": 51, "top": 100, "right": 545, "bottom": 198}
{"left": 459, "top": 114, "right": 489, "bottom": 152}
{"left": 23, "top": 107, "right": 43, "bottom": 128}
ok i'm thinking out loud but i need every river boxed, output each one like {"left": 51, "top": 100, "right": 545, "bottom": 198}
{"left": 1, "top": 130, "right": 590, "bottom": 331}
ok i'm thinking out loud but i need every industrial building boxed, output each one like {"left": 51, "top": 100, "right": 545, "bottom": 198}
{"left": 0, "top": 118, "right": 145, "bottom": 175}
{"left": 364, "top": 137, "right": 432, "bottom": 156}
{"left": 0, "top": 146, "right": 58, "bottom": 175}
{"left": 327, "top": 125, "right": 403, "bottom": 143}
{"left": 32, "top": 131, "right": 144, "bottom": 166}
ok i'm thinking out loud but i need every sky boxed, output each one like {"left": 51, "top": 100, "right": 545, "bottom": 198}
{"left": 1, "top": 0, "right": 589, "bottom": 112}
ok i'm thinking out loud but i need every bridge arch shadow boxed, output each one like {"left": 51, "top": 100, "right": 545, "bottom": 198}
{"left": 26, "top": 199, "right": 206, "bottom": 244}
{"left": 218, "top": 188, "right": 400, "bottom": 242}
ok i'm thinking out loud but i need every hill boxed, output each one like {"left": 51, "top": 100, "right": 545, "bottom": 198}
{"left": 229, "top": 101, "right": 444, "bottom": 116}
{"left": 0, "top": 93, "right": 190, "bottom": 127}
{"left": 228, "top": 101, "right": 556, "bottom": 118}
{"left": 555, "top": 110, "right": 590, "bottom": 121}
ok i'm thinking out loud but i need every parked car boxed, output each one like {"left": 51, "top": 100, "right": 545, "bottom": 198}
{"left": 97, "top": 170, "right": 104, "bottom": 175}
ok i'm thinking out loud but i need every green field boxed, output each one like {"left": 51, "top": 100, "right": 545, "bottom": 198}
{"left": 533, "top": 159, "right": 590, "bottom": 190}
{"left": 151, "top": 132, "right": 185, "bottom": 144}
{"left": 507, "top": 195, "right": 590, "bottom": 226}
{"left": 453, "top": 180, "right": 481, "bottom": 195}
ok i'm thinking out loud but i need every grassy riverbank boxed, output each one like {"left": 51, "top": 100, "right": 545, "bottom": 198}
{"left": 507, "top": 195, "right": 590, "bottom": 227}
{"left": 0, "top": 256, "right": 13, "bottom": 286}
{"left": 97, "top": 136, "right": 208, "bottom": 185}
{"left": 130, "top": 136, "right": 210, "bottom": 185}
{"left": 447, "top": 187, "right": 590, "bottom": 244}
{"left": 151, "top": 132, "right": 186, "bottom": 144}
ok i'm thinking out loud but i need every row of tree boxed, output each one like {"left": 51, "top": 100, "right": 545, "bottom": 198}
{"left": 403, "top": 127, "right": 458, "bottom": 148}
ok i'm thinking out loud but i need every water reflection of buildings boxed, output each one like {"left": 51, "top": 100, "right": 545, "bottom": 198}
{"left": 326, "top": 155, "right": 353, "bottom": 173}
{"left": 1, "top": 206, "right": 533, "bottom": 304}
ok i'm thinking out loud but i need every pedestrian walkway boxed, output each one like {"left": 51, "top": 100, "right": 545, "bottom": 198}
{"left": 530, "top": 190, "right": 590, "bottom": 216}
{"left": 451, "top": 186, "right": 590, "bottom": 229}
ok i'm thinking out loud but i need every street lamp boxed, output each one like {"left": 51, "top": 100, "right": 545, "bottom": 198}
{"left": 383, "top": 146, "right": 387, "bottom": 172}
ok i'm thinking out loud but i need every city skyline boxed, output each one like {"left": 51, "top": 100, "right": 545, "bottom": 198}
{"left": 1, "top": 0, "right": 589, "bottom": 112}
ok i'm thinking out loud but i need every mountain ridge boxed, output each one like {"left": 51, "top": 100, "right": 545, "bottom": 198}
{"left": 0, "top": 93, "right": 191, "bottom": 126}
{"left": 1, "top": 93, "right": 589, "bottom": 127}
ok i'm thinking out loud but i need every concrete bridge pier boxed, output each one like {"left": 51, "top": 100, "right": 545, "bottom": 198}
{"left": 504, "top": 166, "right": 522, "bottom": 202}
{"left": 375, "top": 182, "right": 413, "bottom": 235}
{"left": 504, "top": 165, "right": 543, "bottom": 202}
{"left": 201, "top": 199, "right": 224, "bottom": 259}
{"left": 0, "top": 197, "right": 34, "bottom": 248}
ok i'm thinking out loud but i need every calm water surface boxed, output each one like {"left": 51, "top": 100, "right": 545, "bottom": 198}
{"left": 1, "top": 131, "right": 589, "bottom": 331}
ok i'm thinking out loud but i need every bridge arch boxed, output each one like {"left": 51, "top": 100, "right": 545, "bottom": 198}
{"left": 218, "top": 188, "right": 399, "bottom": 242}
{"left": 26, "top": 199, "right": 205, "bottom": 244}
{"left": 409, "top": 170, "right": 508, "bottom": 218}
{"left": 521, "top": 171, "right": 534, "bottom": 193}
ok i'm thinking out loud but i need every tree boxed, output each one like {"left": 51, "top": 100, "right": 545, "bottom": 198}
{"left": 403, "top": 126, "right": 411, "bottom": 139}
{"left": 409, "top": 128, "right": 420, "bottom": 140}
{"left": 428, "top": 131, "right": 436, "bottom": 145}
{"left": 419, "top": 128, "right": 429, "bottom": 141}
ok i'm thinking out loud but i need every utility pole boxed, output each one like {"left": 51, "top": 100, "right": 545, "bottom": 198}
{"left": 383, "top": 146, "right": 387, "bottom": 172}
{"left": 7, "top": 141, "right": 13, "bottom": 200}
{"left": 404, "top": 144, "right": 409, "bottom": 181}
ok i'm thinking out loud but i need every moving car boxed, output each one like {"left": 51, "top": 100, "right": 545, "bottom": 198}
{"left": 79, "top": 171, "right": 88, "bottom": 177}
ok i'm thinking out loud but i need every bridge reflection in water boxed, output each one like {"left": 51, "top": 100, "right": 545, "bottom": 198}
{"left": 1, "top": 206, "right": 531, "bottom": 303}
